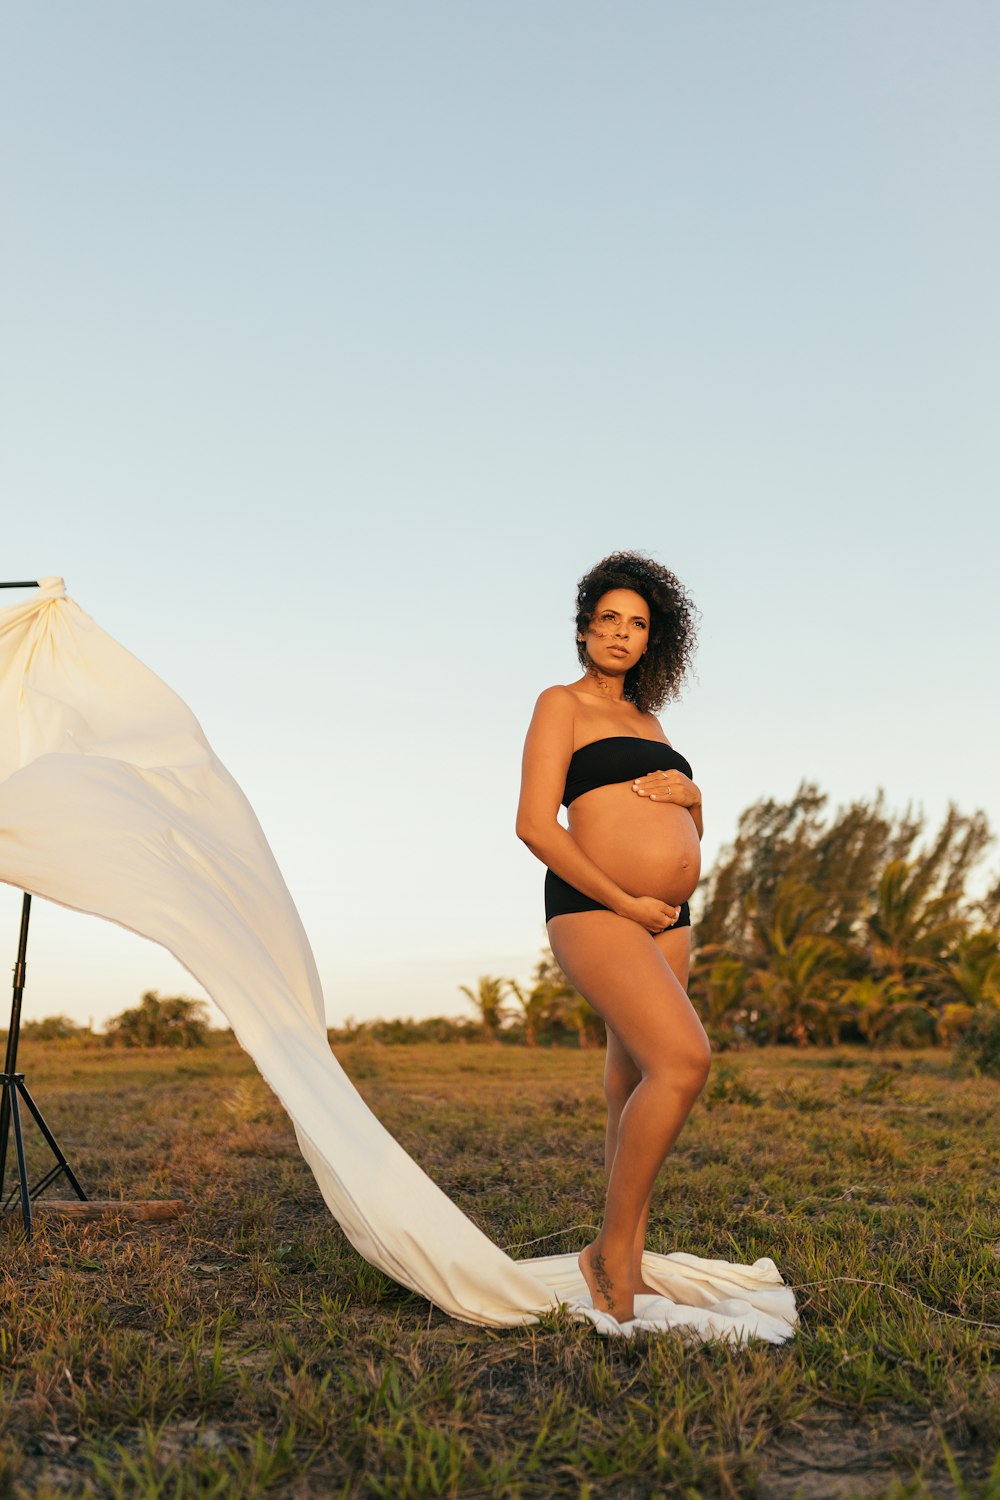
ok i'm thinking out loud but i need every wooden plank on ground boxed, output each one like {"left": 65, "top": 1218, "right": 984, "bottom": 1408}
{"left": 13, "top": 1199, "right": 187, "bottom": 1222}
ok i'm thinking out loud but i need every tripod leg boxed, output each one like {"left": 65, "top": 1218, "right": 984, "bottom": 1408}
{"left": 2, "top": 893, "right": 87, "bottom": 1213}
{"left": 8, "top": 1086, "right": 33, "bottom": 1236}
{"left": 0, "top": 1080, "right": 11, "bottom": 1202}
{"left": 16, "top": 1082, "right": 87, "bottom": 1201}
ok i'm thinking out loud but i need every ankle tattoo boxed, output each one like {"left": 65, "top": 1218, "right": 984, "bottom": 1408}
{"left": 592, "top": 1251, "right": 615, "bottom": 1304}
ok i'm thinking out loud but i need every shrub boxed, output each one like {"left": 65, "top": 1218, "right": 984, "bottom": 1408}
{"left": 955, "top": 1004, "right": 1000, "bottom": 1078}
{"left": 17, "top": 1015, "right": 93, "bottom": 1042}
{"left": 104, "top": 991, "right": 209, "bottom": 1048}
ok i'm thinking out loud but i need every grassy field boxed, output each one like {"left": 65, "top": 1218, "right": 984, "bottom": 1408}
{"left": 0, "top": 1036, "right": 997, "bottom": 1499}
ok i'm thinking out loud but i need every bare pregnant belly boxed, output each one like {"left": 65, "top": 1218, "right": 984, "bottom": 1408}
{"left": 568, "top": 783, "right": 701, "bottom": 905}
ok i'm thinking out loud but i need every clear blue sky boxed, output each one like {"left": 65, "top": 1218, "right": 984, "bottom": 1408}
{"left": 3, "top": 1, "right": 998, "bottom": 1028}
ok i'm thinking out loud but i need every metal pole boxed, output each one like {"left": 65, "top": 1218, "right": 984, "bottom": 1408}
{"left": 0, "top": 582, "right": 39, "bottom": 589}
{"left": 0, "top": 895, "right": 32, "bottom": 1221}
{"left": 2, "top": 894, "right": 31, "bottom": 1081}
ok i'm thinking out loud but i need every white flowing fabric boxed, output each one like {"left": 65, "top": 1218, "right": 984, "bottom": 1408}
{"left": 0, "top": 582, "right": 797, "bottom": 1345}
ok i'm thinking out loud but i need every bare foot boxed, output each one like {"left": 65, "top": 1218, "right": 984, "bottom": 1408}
{"left": 578, "top": 1241, "right": 634, "bottom": 1324}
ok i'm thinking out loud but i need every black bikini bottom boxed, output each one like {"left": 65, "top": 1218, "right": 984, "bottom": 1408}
{"left": 544, "top": 868, "right": 691, "bottom": 933}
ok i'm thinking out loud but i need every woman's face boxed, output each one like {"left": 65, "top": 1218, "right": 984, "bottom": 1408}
{"left": 579, "top": 588, "right": 650, "bottom": 676}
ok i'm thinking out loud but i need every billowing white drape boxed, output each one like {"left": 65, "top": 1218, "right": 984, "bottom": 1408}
{"left": 0, "top": 582, "right": 797, "bottom": 1343}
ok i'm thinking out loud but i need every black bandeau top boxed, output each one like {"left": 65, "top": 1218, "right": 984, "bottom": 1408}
{"left": 562, "top": 735, "right": 693, "bottom": 808}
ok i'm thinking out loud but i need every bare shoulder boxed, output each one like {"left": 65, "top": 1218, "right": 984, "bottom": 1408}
{"left": 523, "top": 684, "right": 576, "bottom": 749}
{"left": 640, "top": 708, "right": 672, "bottom": 745}
{"left": 532, "top": 683, "right": 577, "bottom": 716}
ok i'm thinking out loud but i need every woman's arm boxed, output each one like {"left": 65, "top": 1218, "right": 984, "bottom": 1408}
{"left": 515, "top": 686, "right": 640, "bottom": 918}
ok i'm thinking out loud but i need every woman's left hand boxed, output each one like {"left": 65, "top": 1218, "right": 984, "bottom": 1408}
{"left": 631, "top": 769, "right": 702, "bottom": 807}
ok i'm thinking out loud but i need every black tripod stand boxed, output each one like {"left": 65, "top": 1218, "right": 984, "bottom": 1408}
{"left": 0, "top": 584, "right": 87, "bottom": 1233}
{"left": 0, "top": 894, "right": 88, "bottom": 1234}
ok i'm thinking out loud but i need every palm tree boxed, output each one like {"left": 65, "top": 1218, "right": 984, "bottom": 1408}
{"left": 746, "top": 879, "right": 847, "bottom": 1045}
{"left": 749, "top": 940, "right": 845, "bottom": 1045}
{"left": 936, "top": 930, "right": 1000, "bottom": 1009}
{"left": 457, "top": 976, "right": 510, "bottom": 1043}
{"left": 566, "top": 991, "right": 605, "bottom": 1049}
{"left": 512, "top": 946, "right": 586, "bottom": 1047}
{"left": 506, "top": 979, "right": 547, "bottom": 1047}
{"left": 836, "top": 974, "right": 911, "bottom": 1044}
{"left": 866, "top": 859, "right": 966, "bottom": 992}
{"left": 689, "top": 949, "right": 750, "bottom": 1035}
{"left": 931, "top": 930, "right": 1000, "bottom": 1044}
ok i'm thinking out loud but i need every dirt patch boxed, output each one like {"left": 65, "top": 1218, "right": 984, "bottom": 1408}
{"left": 759, "top": 1404, "right": 987, "bottom": 1499}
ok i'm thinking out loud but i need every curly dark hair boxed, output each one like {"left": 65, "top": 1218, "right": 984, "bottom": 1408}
{"left": 574, "top": 550, "right": 699, "bottom": 714}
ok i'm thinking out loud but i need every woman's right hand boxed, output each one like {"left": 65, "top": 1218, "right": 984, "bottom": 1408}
{"left": 622, "top": 895, "right": 684, "bottom": 932}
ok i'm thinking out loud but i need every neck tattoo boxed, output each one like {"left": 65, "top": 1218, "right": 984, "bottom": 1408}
{"left": 586, "top": 662, "right": 617, "bottom": 697}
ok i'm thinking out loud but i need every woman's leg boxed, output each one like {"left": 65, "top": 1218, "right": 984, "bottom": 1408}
{"left": 603, "top": 927, "right": 693, "bottom": 1291}
{"left": 548, "top": 912, "right": 710, "bottom": 1323}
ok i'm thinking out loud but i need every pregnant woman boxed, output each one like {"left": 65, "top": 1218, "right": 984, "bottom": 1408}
{"left": 515, "top": 550, "right": 710, "bottom": 1327}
